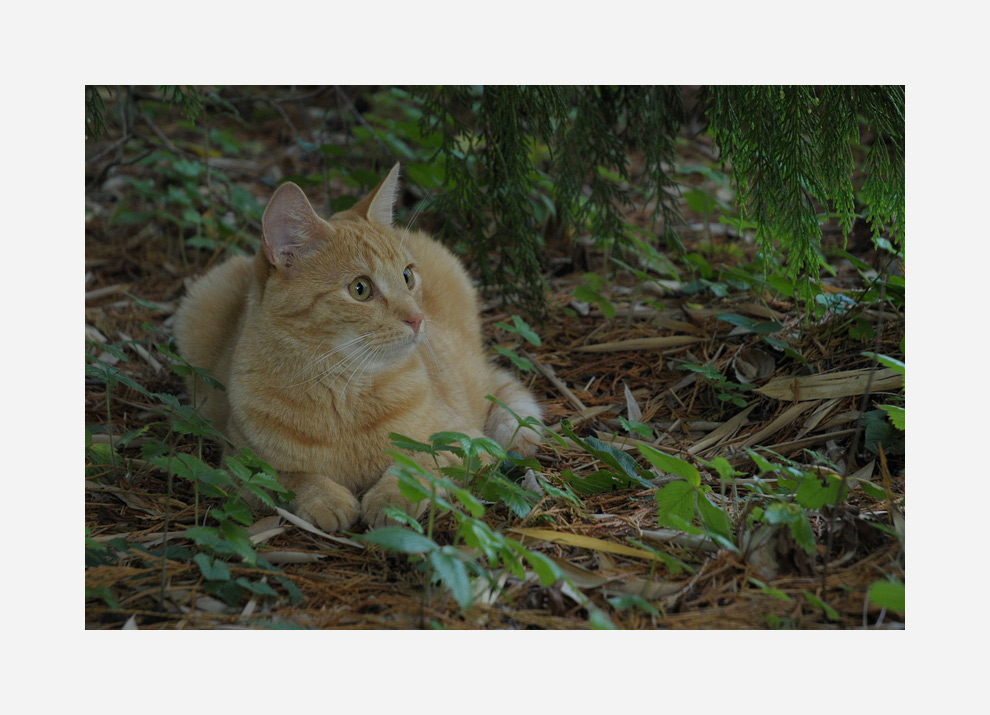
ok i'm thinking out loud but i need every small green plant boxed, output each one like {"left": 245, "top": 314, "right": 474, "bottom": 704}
{"left": 85, "top": 336, "right": 303, "bottom": 610}
{"left": 573, "top": 273, "right": 616, "bottom": 319}
{"left": 678, "top": 361, "right": 754, "bottom": 408}
{"left": 491, "top": 314, "right": 541, "bottom": 373}
{"left": 358, "top": 429, "right": 561, "bottom": 610}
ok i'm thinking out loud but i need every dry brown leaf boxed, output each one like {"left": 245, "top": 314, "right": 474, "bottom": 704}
{"left": 756, "top": 368, "right": 904, "bottom": 401}
{"left": 689, "top": 403, "right": 758, "bottom": 455}
{"left": 623, "top": 382, "right": 643, "bottom": 422}
{"left": 736, "top": 401, "right": 819, "bottom": 449}
{"left": 574, "top": 336, "right": 703, "bottom": 353}
{"left": 733, "top": 347, "right": 775, "bottom": 383}
{"left": 510, "top": 528, "right": 660, "bottom": 561}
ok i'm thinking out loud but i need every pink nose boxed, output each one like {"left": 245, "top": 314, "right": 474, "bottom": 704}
{"left": 406, "top": 313, "right": 424, "bottom": 334}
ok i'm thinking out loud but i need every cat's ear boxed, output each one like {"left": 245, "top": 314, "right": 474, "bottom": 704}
{"left": 351, "top": 163, "right": 400, "bottom": 226}
{"left": 261, "top": 182, "right": 324, "bottom": 275}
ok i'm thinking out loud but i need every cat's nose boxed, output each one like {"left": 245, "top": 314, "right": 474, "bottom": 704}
{"left": 406, "top": 313, "right": 424, "bottom": 335}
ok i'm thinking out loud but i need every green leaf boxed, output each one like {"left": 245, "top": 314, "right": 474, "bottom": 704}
{"left": 697, "top": 492, "right": 733, "bottom": 541}
{"left": 510, "top": 315, "right": 541, "bottom": 346}
{"left": 749, "top": 577, "right": 792, "bottom": 602}
{"left": 638, "top": 444, "right": 700, "bottom": 487}
{"left": 428, "top": 548, "right": 472, "bottom": 608}
{"left": 655, "top": 480, "right": 696, "bottom": 529}
{"left": 879, "top": 404, "right": 905, "bottom": 430}
{"left": 607, "top": 594, "right": 659, "bottom": 616}
{"left": 803, "top": 591, "right": 841, "bottom": 621}
{"left": 193, "top": 553, "right": 231, "bottom": 581}
{"left": 560, "top": 422, "right": 653, "bottom": 488}
{"left": 492, "top": 345, "right": 535, "bottom": 372}
{"left": 716, "top": 313, "right": 784, "bottom": 334}
{"left": 588, "top": 608, "right": 619, "bottom": 629}
{"left": 359, "top": 526, "right": 438, "bottom": 554}
{"left": 764, "top": 503, "right": 817, "bottom": 555}
{"left": 795, "top": 473, "right": 842, "bottom": 511}
{"left": 451, "top": 487, "right": 486, "bottom": 518}
{"left": 862, "top": 352, "right": 905, "bottom": 376}
{"left": 868, "top": 580, "right": 905, "bottom": 612}
{"left": 221, "top": 521, "right": 258, "bottom": 565}
{"left": 235, "top": 577, "right": 278, "bottom": 597}
{"left": 389, "top": 433, "right": 436, "bottom": 454}
{"left": 523, "top": 549, "right": 561, "bottom": 586}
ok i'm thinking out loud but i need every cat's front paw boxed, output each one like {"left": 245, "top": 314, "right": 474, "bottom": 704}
{"left": 292, "top": 483, "right": 361, "bottom": 532}
{"left": 360, "top": 474, "right": 426, "bottom": 529}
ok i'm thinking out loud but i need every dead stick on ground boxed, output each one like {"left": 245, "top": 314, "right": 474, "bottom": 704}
{"left": 519, "top": 349, "right": 587, "bottom": 414}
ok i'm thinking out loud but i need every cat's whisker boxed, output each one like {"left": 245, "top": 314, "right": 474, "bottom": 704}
{"left": 280, "top": 333, "right": 375, "bottom": 389}
{"left": 398, "top": 193, "right": 430, "bottom": 250}
{"left": 341, "top": 344, "right": 385, "bottom": 395}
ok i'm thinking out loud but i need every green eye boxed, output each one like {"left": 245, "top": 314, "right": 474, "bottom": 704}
{"left": 403, "top": 266, "right": 414, "bottom": 288}
{"left": 348, "top": 277, "right": 373, "bottom": 301}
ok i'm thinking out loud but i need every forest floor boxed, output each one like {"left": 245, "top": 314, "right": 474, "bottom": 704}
{"left": 84, "top": 87, "right": 905, "bottom": 629}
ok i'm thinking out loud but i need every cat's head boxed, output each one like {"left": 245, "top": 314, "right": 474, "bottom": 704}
{"left": 256, "top": 164, "right": 427, "bottom": 373}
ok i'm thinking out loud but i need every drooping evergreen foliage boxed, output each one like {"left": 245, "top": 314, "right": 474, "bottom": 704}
{"left": 707, "top": 85, "right": 904, "bottom": 276}
{"left": 85, "top": 85, "right": 905, "bottom": 319}
{"left": 415, "top": 85, "right": 904, "bottom": 318}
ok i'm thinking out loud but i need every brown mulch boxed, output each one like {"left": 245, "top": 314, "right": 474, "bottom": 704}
{"left": 85, "top": 87, "right": 905, "bottom": 630}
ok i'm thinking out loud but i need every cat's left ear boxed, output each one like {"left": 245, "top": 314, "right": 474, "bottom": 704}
{"left": 261, "top": 182, "right": 324, "bottom": 276}
{"left": 352, "top": 163, "right": 401, "bottom": 226}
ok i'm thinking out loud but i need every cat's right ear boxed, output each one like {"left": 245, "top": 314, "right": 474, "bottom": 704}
{"left": 261, "top": 182, "right": 323, "bottom": 276}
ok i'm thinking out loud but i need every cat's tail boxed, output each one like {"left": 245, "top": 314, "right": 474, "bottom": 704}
{"left": 173, "top": 255, "right": 254, "bottom": 423}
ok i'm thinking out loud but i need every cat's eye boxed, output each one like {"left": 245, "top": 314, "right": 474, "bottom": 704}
{"left": 348, "top": 277, "right": 373, "bottom": 301}
{"left": 403, "top": 266, "right": 415, "bottom": 289}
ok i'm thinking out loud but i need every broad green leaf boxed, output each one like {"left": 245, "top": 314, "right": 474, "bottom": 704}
{"left": 428, "top": 548, "right": 472, "bottom": 608}
{"left": 638, "top": 444, "right": 700, "bottom": 487}
{"left": 795, "top": 473, "right": 842, "bottom": 511}
{"left": 868, "top": 580, "right": 905, "bottom": 612}
{"left": 697, "top": 492, "right": 733, "bottom": 542}
{"left": 879, "top": 404, "right": 905, "bottom": 430}
{"left": 523, "top": 549, "right": 561, "bottom": 586}
{"left": 655, "top": 480, "right": 696, "bottom": 529}
{"left": 451, "top": 487, "right": 485, "bottom": 518}
{"left": 705, "top": 457, "right": 739, "bottom": 481}
{"left": 221, "top": 521, "right": 258, "bottom": 565}
{"left": 193, "top": 553, "right": 231, "bottom": 581}
{"left": 359, "top": 526, "right": 438, "bottom": 554}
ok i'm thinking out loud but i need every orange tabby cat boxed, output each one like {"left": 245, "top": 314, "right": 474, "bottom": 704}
{"left": 174, "top": 164, "right": 542, "bottom": 531}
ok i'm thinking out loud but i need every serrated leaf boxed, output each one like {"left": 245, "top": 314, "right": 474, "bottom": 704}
{"left": 193, "top": 553, "right": 231, "bottom": 581}
{"left": 492, "top": 345, "right": 535, "bottom": 372}
{"left": 879, "top": 404, "right": 905, "bottom": 430}
{"left": 389, "top": 433, "right": 436, "bottom": 454}
{"left": 795, "top": 473, "right": 842, "bottom": 511}
{"left": 655, "top": 480, "right": 696, "bottom": 530}
{"left": 428, "top": 548, "right": 472, "bottom": 608}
